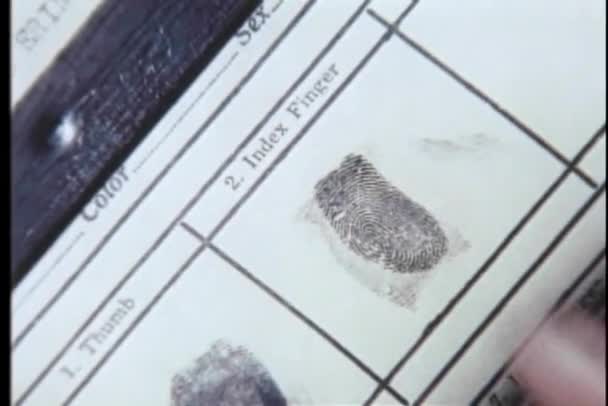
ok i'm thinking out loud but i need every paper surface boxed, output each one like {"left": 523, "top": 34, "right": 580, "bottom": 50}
{"left": 11, "top": 1, "right": 606, "bottom": 405}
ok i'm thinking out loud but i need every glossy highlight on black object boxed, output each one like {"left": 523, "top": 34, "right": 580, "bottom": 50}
{"left": 170, "top": 340, "right": 286, "bottom": 406}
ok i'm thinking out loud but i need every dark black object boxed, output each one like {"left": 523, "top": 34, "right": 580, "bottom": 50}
{"left": 11, "top": 0, "right": 260, "bottom": 287}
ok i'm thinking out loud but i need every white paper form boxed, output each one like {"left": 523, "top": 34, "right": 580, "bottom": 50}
{"left": 11, "top": 1, "right": 606, "bottom": 405}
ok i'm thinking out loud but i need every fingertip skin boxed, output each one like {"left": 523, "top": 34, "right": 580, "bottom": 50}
{"left": 512, "top": 313, "right": 605, "bottom": 406}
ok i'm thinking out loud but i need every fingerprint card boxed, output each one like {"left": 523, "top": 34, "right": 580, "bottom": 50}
{"left": 12, "top": 1, "right": 604, "bottom": 404}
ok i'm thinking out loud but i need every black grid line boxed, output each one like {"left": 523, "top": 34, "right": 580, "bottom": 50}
{"left": 393, "top": 0, "right": 420, "bottom": 27}
{"left": 59, "top": 3, "right": 424, "bottom": 403}
{"left": 361, "top": 129, "right": 606, "bottom": 403}
{"left": 414, "top": 182, "right": 606, "bottom": 405}
{"left": 12, "top": 0, "right": 317, "bottom": 351}
{"left": 366, "top": 9, "right": 598, "bottom": 189}
{"left": 576, "top": 125, "right": 607, "bottom": 165}
{"left": 271, "top": 0, "right": 285, "bottom": 14}
{"left": 471, "top": 248, "right": 606, "bottom": 405}
{"left": 179, "top": 221, "right": 209, "bottom": 243}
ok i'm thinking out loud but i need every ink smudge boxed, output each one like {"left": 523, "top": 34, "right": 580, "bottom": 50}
{"left": 418, "top": 132, "right": 498, "bottom": 157}
{"left": 170, "top": 340, "right": 286, "bottom": 406}
{"left": 304, "top": 154, "right": 468, "bottom": 308}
